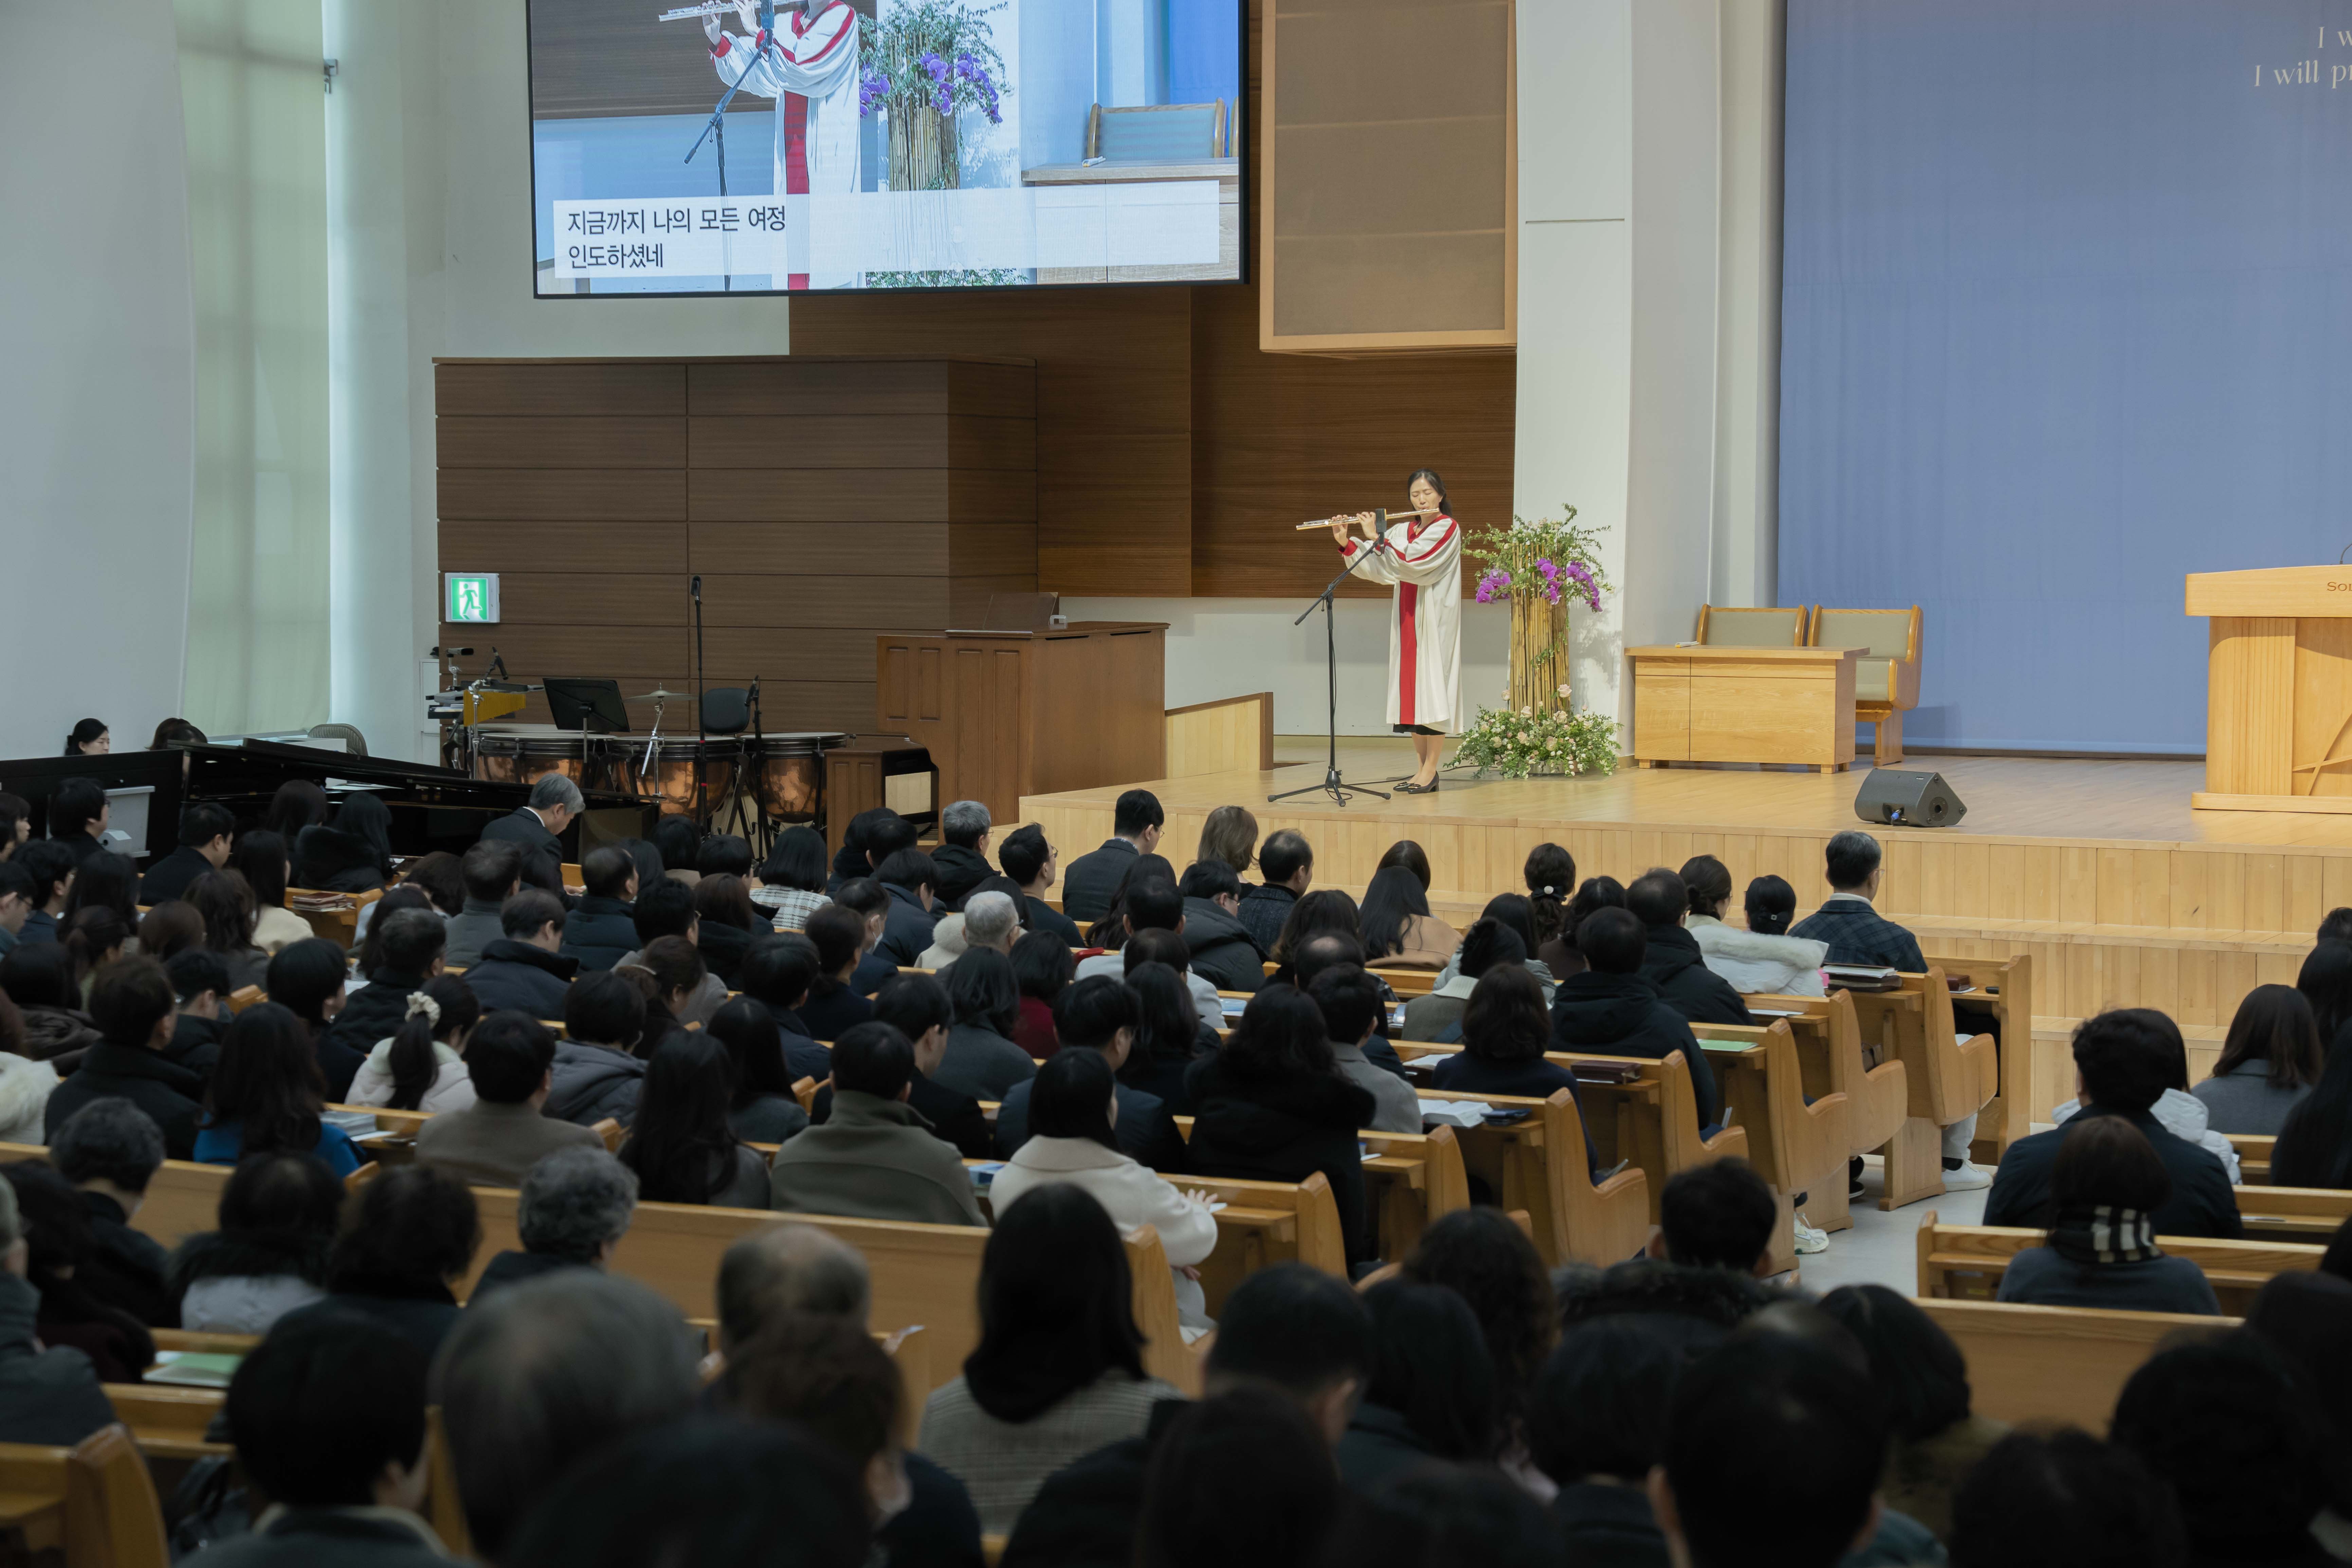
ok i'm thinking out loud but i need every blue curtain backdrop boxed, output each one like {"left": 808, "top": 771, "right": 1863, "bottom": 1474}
{"left": 1779, "top": 0, "right": 2352, "bottom": 752}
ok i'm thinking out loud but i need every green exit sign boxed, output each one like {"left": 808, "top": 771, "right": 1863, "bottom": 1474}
{"left": 444, "top": 573, "right": 500, "bottom": 623}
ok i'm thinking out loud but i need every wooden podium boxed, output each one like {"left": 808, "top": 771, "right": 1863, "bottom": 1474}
{"left": 1627, "top": 645, "right": 1861, "bottom": 772}
{"left": 2187, "top": 566, "right": 2352, "bottom": 813}
{"left": 876, "top": 623, "right": 1167, "bottom": 828}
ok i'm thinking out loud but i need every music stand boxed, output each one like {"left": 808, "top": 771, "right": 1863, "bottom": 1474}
{"left": 545, "top": 679, "right": 631, "bottom": 735}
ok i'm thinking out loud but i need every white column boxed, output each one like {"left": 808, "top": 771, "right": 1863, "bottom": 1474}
{"left": 1713, "top": 0, "right": 1784, "bottom": 608}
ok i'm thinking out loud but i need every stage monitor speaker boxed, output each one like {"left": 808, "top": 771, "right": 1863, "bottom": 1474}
{"left": 1854, "top": 769, "right": 1967, "bottom": 829}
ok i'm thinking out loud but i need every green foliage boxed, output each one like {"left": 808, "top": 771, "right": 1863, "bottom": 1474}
{"left": 1446, "top": 702, "right": 1620, "bottom": 780}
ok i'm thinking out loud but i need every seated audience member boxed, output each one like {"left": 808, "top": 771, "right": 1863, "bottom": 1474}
{"left": 261, "top": 935, "right": 350, "bottom": 1084}
{"left": 833, "top": 877, "right": 902, "bottom": 998}
{"left": 736, "top": 935, "right": 832, "bottom": 1075}
{"left": 691, "top": 874, "right": 769, "bottom": 988}
{"left": 184, "top": 868, "right": 270, "bottom": 990}
{"left": 59, "top": 908, "right": 129, "bottom": 994}
{"left": 279, "top": 1163, "right": 480, "bottom": 1358}
{"left": 5, "top": 942, "right": 101, "bottom": 1060}
{"left": 2272, "top": 1027, "right": 2352, "bottom": 1191}
{"left": 770, "top": 1022, "right": 988, "bottom": 1226}
{"left": 473, "top": 1147, "right": 639, "bottom": 1302}
{"left": 466, "top": 890, "right": 578, "bottom": 1017}
{"left": 1997, "top": 1115, "right": 2222, "bottom": 1315}
{"left": 867, "top": 972, "right": 995, "bottom": 1160}
{"left": 935, "top": 946, "right": 1038, "bottom": 1101}
{"left": 1175, "top": 860, "right": 1266, "bottom": 994}
{"left": 48, "top": 1098, "right": 170, "bottom": 1327}
{"left": 1520, "top": 844, "right": 1576, "bottom": 968}
{"left": 1335, "top": 1279, "right": 1499, "bottom": 1489}
{"left": 13, "top": 840, "right": 76, "bottom": 947}
{"left": 1652, "top": 1334, "right": 1891, "bottom": 1568}
{"left": 1986, "top": 1010, "right": 2242, "bottom": 1238}
{"left": 138, "top": 802, "right": 233, "bottom": 906}
{"left": 59, "top": 850, "right": 135, "bottom": 940}
{"left": 204, "top": 1313, "right": 444, "bottom": 1567}
{"left": 0, "top": 995, "right": 58, "bottom": 1142}
{"left": 1549, "top": 908, "right": 1721, "bottom": 1131}
{"left": 1186, "top": 984, "right": 1375, "bottom": 1266}
{"left": 560, "top": 846, "right": 641, "bottom": 972}
{"left": 2, "top": 1162, "right": 153, "bottom": 1381}
{"left": 1791, "top": 828, "right": 1926, "bottom": 971}
{"left": 618, "top": 1033, "right": 771, "bottom": 1208}
{"left": 347, "top": 973, "right": 481, "bottom": 1113}
{"left": 432, "top": 1272, "right": 703, "bottom": 1562}
{"left": 1076, "top": 878, "right": 1223, "bottom": 1031}
{"left": 292, "top": 791, "right": 397, "bottom": 893}
{"left": 446, "top": 840, "right": 524, "bottom": 968}
{"left": 196, "top": 1002, "right": 364, "bottom": 1176}
{"left": 415, "top": 1013, "right": 606, "bottom": 1185}
{"left": 1411, "top": 917, "right": 1528, "bottom": 1044}
{"left": 2298, "top": 940, "right": 2352, "bottom": 1050}
{"left": 1000, "top": 824, "right": 1082, "bottom": 946}
{"left": 263, "top": 778, "right": 331, "bottom": 847}
{"left": 478, "top": 773, "right": 583, "bottom": 900}
{"left": 0, "top": 862, "right": 35, "bottom": 960}
{"left": 1120, "top": 957, "right": 1215, "bottom": 1115}
{"left": 320, "top": 912, "right": 449, "bottom": 1098}
{"left": 1323, "top": 1453, "right": 1557, "bottom": 1568}
{"left": 391, "top": 850, "right": 465, "bottom": 919}
{"left": 1000, "top": 1263, "right": 1371, "bottom": 1568}
{"left": 618, "top": 877, "right": 730, "bottom": 1026}
{"left": 1135, "top": 1387, "right": 1339, "bottom": 1568}
{"left": 1010, "top": 927, "right": 1073, "bottom": 1057}
{"left": 695, "top": 833, "right": 756, "bottom": 881}
{"left": 231, "top": 830, "right": 315, "bottom": 954}
{"left": 1428, "top": 893, "right": 1555, "bottom": 997}
{"left": 141, "top": 901, "right": 206, "bottom": 967}
{"left": 707, "top": 998, "right": 811, "bottom": 1144}
{"left": 0, "top": 1171, "right": 114, "bottom": 1445}
{"left": 753, "top": 825, "right": 832, "bottom": 931}
{"left": 1525, "top": 1317, "right": 1687, "bottom": 1564}
{"left": 1237, "top": 829, "right": 1314, "bottom": 956}
{"left": 1626, "top": 867, "right": 1754, "bottom": 1026}
{"left": 874, "top": 849, "right": 942, "bottom": 968}
{"left": 2110, "top": 1333, "right": 2337, "bottom": 1568}
{"left": 1818, "top": 1284, "right": 2010, "bottom": 1540}
{"left": 2051, "top": 1007, "right": 2241, "bottom": 1182}
{"left": 546, "top": 970, "right": 650, "bottom": 1126}
{"left": 921, "top": 1184, "right": 1183, "bottom": 1533}
{"left": 1062, "top": 789, "right": 1165, "bottom": 924}
{"left": 995, "top": 977, "right": 1187, "bottom": 1172}
{"left": 353, "top": 884, "right": 436, "bottom": 977}
{"left": 1649, "top": 1158, "right": 1779, "bottom": 1278}
{"left": 2196, "top": 983, "right": 2323, "bottom": 1135}
{"left": 928, "top": 885, "right": 1021, "bottom": 973}
{"left": 651, "top": 815, "right": 702, "bottom": 887}
{"left": 1399, "top": 1206, "right": 1557, "bottom": 1426}
{"left": 47, "top": 778, "right": 112, "bottom": 867}
{"left": 1195, "top": 804, "right": 1258, "bottom": 881}
{"left": 2242, "top": 1272, "right": 2352, "bottom": 1536}
{"left": 930, "top": 800, "right": 996, "bottom": 910}
{"left": 1948, "top": 1429, "right": 2187, "bottom": 1568}
{"left": 167, "top": 1152, "right": 340, "bottom": 1333}
{"left": 1359, "top": 863, "right": 1458, "bottom": 969}
{"left": 1309, "top": 965, "right": 1422, "bottom": 1132}
{"left": 0, "top": 793, "right": 30, "bottom": 863}
{"left": 45, "top": 956, "right": 201, "bottom": 1157}
{"left": 800, "top": 902, "right": 880, "bottom": 1042}
{"left": 993, "top": 1051, "right": 1216, "bottom": 1335}
{"left": 1686, "top": 861, "right": 1829, "bottom": 998}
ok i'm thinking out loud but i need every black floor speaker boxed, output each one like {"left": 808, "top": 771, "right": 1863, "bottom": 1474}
{"left": 1854, "top": 769, "right": 1967, "bottom": 828}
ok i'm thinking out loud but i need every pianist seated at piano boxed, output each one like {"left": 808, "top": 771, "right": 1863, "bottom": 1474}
{"left": 292, "top": 792, "right": 398, "bottom": 894}
{"left": 480, "top": 774, "right": 585, "bottom": 904}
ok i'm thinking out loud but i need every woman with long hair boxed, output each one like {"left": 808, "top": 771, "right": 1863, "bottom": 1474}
{"left": 1686, "top": 864, "right": 1829, "bottom": 998}
{"left": 618, "top": 1031, "right": 772, "bottom": 1207}
{"left": 691, "top": 874, "right": 766, "bottom": 988}
{"left": 1268, "top": 888, "right": 1362, "bottom": 974}
{"left": 1359, "top": 863, "right": 1457, "bottom": 969}
{"left": 345, "top": 973, "right": 481, "bottom": 1114}
{"left": 1327, "top": 470, "right": 1461, "bottom": 792}
{"left": 1337, "top": 1280, "right": 1501, "bottom": 1487}
{"left": 1997, "top": 1116, "right": 2221, "bottom": 1314}
{"left": 1524, "top": 844, "right": 1576, "bottom": 970}
{"left": 61, "top": 853, "right": 139, "bottom": 942}
{"left": 60, "top": 907, "right": 129, "bottom": 997}
{"left": 2274, "top": 1038, "right": 2352, "bottom": 1191}
{"left": 292, "top": 792, "right": 396, "bottom": 894}
{"left": 135, "top": 901, "right": 205, "bottom": 964}
{"left": 263, "top": 779, "right": 330, "bottom": 847}
{"left": 1547, "top": 876, "right": 1626, "bottom": 980}
{"left": 1120, "top": 960, "right": 1211, "bottom": 1112}
{"left": 62, "top": 720, "right": 110, "bottom": 757}
{"left": 263, "top": 937, "right": 348, "bottom": 1058}
{"left": 1434, "top": 963, "right": 1584, "bottom": 1102}
{"left": 197, "top": 1002, "right": 363, "bottom": 1175}
{"left": 918, "top": 1183, "right": 1181, "bottom": 1533}
{"left": 937, "top": 947, "right": 1035, "bottom": 1101}
{"left": 1196, "top": 806, "right": 1258, "bottom": 879}
{"left": 184, "top": 869, "right": 269, "bottom": 990}
{"left": 1399, "top": 1206, "right": 1557, "bottom": 1430}
{"left": 2198, "top": 984, "right": 2325, "bottom": 1135}
{"left": 3, "top": 1162, "right": 150, "bottom": 1380}
{"left": 230, "top": 830, "right": 314, "bottom": 953}
{"left": 1010, "top": 928, "right": 1073, "bottom": 1058}
{"left": 753, "top": 825, "right": 832, "bottom": 932}
{"left": 2297, "top": 940, "right": 2352, "bottom": 1057}
{"left": 705, "top": 997, "right": 810, "bottom": 1144}
{"left": 167, "top": 1152, "right": 344, "bottom": 1333}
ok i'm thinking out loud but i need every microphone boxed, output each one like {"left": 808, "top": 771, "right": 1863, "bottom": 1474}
{"left": 431, "top": 646, "right": 474, "bottom": 657}
{"left": 691, "top": 575, "right": 703, "bottom": 601}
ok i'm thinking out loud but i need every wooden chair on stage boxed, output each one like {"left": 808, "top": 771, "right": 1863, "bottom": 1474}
{"left": 1695, "top": 604, "right": 1808, "bottom": 647}
{"left": 1807, "top": 605, "right": 1922, "bottom": 766}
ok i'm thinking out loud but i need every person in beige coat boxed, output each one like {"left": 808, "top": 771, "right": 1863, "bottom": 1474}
{"left": 988, "top": 1051, "right": 1219, "bottom": 1334}
{"left": 768, "top": 1021, "right": 986, "bottom": 1227}
{"left": 1360, "top": 864, "right": 1459, "bottom": 971}
{"left": 413, "top": 1015, "right": 605, "bottom": 1188}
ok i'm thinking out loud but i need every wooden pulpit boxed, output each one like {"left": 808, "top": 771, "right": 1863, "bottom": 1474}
{"left": 2186, "top": 566, "right": 2352, "bottom": 812}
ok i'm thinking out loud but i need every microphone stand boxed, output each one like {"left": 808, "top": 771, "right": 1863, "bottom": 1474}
{"left": 692, "top": 576, "right": 709, "bottom": 830}
{"left": 1270, "top": 531, "right": 1392, "bottom": 808}
{"left": 684, "top": 0, "right": 784, "bottom": 290}
{"left": 745, "top": 673, "right": 773, "bottom": 858}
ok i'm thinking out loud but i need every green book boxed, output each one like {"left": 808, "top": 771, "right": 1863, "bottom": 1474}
{"left": 147, "top": 1352, "right": 243, "bottom": 1389}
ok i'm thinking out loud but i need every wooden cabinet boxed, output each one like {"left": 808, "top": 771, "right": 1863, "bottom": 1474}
{"left": 1626, "top": 646, "right": 1859, "bottom": 772}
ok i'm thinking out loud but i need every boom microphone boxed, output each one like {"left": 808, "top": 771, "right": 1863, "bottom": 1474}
{"left": 691, "top": 575, "right": 703, "bottom": 602}
{"left": 431, "top": 646, "right": 475, "bottom": 657}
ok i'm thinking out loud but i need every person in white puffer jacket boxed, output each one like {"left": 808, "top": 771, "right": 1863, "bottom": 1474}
{"left": 343, "top": 977, "right": 480, "bottom": 1115}
{"left": 0, "top": 1042, "right": 60, "bottom": 1145}
{"left": 1682, "top": 862, "right": 1828, "bottom": 998}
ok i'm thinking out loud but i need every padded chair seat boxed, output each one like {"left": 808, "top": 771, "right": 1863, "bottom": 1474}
{"left": 1700, "top": 607, "right": 1806, "bottom": 647}
{"left": 1855, "top": 658, "right": 1894, "bottom": 703}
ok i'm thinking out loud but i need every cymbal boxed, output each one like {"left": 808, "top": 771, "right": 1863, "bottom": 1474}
{"left": 628, "top": 688, "right": 690, "bottom": 701}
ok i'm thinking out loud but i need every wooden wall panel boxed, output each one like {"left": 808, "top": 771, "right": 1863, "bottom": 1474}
{"left": 436, "top": 361, "right": 684, "bottom": 416}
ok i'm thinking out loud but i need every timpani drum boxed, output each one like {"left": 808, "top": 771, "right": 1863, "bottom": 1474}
{"left": 469, "top": 726, "right": 592, "bottom": 787}
{"left": 752, "top": 732, "right": 848, "bottom": 819}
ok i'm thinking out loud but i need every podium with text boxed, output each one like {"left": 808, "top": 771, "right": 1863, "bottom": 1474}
{"left": 2187, "top": 566, "right": 2352, "bottom": 813}
{"left": 876, "top": 623, "right": 1167, "bottom": 829}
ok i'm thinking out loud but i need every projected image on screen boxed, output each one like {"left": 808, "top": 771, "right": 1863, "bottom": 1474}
{"left": 527, "top": 0, "right": 1243, "bottom": 295}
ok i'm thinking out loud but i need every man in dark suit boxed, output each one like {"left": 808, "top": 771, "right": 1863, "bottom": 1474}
{"left": 1060, "top": 789, "right": 1163, "bottom": 925}
{"left": 994, "top": 977, "right": 1186, "bottom": 1171}
{"left": 1789, "top": 830, "right": 1926, "bottom": 971}
{"left": 999, "top": 824, "right": 1081, "bottom": 945}
{"left": 1626, "top": 869, "right": 1753, "bottom": 1027}
{"left": 478, "top": 774, "right": 582, "bottom": 903}
{"left": 137, "top": 803, "right": 234, "bottom": 905}
{"left": 1985, "top": 1009, "right": 2242, "bottom": 1238}
{"left": 872, "top": 850, "right": 940, "bottom": 968}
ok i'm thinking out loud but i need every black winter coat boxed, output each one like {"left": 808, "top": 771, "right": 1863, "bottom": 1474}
{"left": 1179, "top": 898, "right": 1266, "bottom": 994}
{"left": 559, "top": 895, "right": 639, "bottom": 972}
{"left": 45, "top": 1044, "right": 205, "bottom": 1160}
{"left": 463, "top": 940, "right": 579, "bottom": 1019}
{"left": 291, "top": 825, "right": 392, "bottom": 894}
{"left": 1184, "top": 1057, "right": 1376, "bottom": 1264}
{"left": 1549, "top": 970, "right": 1720, "bottom": 1130}
{"left": 929, "top": 844, "right": 995, "bottom": 910}
{"left": 1638, "top": 923, "right": 1754, "bottom": 1027}
{"left": 1984, "top": 1105, "right": 2243, "bottom": 1239}
{"left": 477, "top": 807, "right": 569, "bottom": 900}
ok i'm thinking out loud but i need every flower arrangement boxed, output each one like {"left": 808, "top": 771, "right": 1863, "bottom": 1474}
{"left": 1447, "top": 504, "right": 1619, "bottom": 778}
{"left": 860, "top": 0, "right": 1008, "bottom": 191}
{"left": 1447, "top": 698, "right": 1621, "bottom": 780}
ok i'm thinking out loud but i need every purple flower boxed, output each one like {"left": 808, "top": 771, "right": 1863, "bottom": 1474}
{"left": 934, "top": 85, "right": 953, "bottom": 114}
{"left": 919, "top": 51, "right": 949, "bottom": 82}
{"left": 858, "top": 66, "right": 891, "bottom": 116}
{"left": 1475, "top": 568, "right": 1511, "bottom": 604}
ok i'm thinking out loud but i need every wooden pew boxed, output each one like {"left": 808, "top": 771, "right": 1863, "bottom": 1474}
{"left": 1916, "top": 1297, "right": 2234, "bottom": 1429}
{"left": 286, "top": 886, "right": 382, "bottom": 950}
{"left": 1412, "top": 1088, "right": 1650, "bottom": 1268}
{"left": 2234, "top": 1184, "right": 2352, "bottom": 1242}
{"left": 225, "top": 985, "right": 264, "bottom": 1015}
{"left": 2228, "top": 1134, "right": 2275, "bottom": 1186}
{"left": 0, "top": 1425, "right": 169, "bottom": 1568}
{"left": 1166, "top": 1116, "right": 1471, "bottom": 1263}
{"left": 99, "top": 1386, "right": 229, "bottom": 1461}
{"left": 1694, "top": 1021, "right": 1852, "bottom": 1262}
{"left": 1748, "top": 989, "right": 1908, "bottom": 1178}
{"left": 1913, "top": 1211, "right": 2324, "bottom": 1316}
{"left": 1255, "top": 961, "right": 1440, "bottom": 1000}
{"left": 1845, "top": 969, "right": 1999, "bottom": 1210}
{"left": 1172, "top": 1171, "right": 1348, "bottom": 1312}
{"left": 1921, "top": 951, "right": 2033, "bottom": 1163}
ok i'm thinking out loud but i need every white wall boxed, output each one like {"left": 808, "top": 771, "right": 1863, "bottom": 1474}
{"left": 0, "top": 1, "right": 197, "bottom": 758}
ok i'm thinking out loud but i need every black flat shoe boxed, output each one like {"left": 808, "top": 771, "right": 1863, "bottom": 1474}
{"left": 1394, "top": 778, "right": 1440, "bottom": 794}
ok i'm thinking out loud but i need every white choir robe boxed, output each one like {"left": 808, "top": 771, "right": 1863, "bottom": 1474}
{"left": 1339, "top": 514, "right": 1464, "bottom": 732}
{"left": 711, "top": 2, "right": 861, "bottom": 288}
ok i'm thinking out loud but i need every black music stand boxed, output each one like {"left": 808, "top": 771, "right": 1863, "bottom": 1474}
{"left": 545, "top": 679, "right": 631, "bottom": 734}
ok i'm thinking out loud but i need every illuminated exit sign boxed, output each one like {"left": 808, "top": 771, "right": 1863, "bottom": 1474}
{"left": 444, "top": 573, "right": 500, "bottom": 623}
